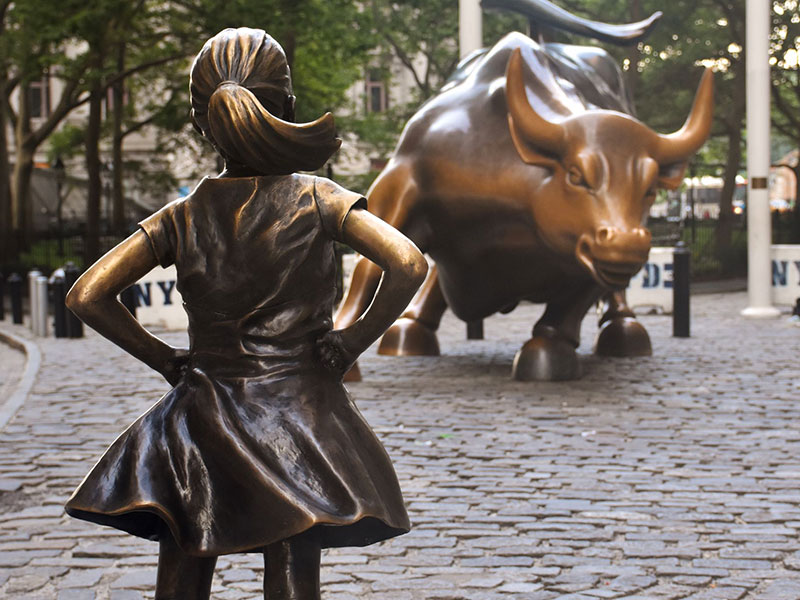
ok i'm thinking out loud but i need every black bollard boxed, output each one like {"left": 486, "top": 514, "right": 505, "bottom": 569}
{"left": 8, "top": 273, "right": 23, "bottom": 324}
{"left": 672, "top": 241, "right": 690, "bottom": 338}
{"left": 0, "top": 272, "right": 4, "bottom": 321}
{"left": 467, "top": 319, "right": 484, "bottom": 340}
{"left": 63, "top": 262, "right": 84, "bottom": 338}
{"left": 51, "top": 273, "right": 68, "bottom": 338}
{"left": 120, "top": 286, "right": 137, "bottom": 318}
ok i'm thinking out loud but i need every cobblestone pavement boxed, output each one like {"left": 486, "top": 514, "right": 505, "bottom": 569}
{"left": 0, "top": 339, "right": 24, "bottom": 408}
{"left": 2, "top": 291, "right": 800, "bottom": 599}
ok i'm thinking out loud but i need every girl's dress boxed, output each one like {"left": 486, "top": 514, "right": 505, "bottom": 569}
{"left": 65, "top": 174, "right": 410, "bottom": 556}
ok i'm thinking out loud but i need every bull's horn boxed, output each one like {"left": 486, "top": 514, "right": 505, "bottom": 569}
{"left": 654, "top": 68, "right": 714, "bottom": 164}
{"left": 505, "top": 48, "right": 566, "bottom": 155}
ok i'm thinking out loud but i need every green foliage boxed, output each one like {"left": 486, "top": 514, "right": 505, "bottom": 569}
{"left": 349, "top": 1, "right": 529, "bottom": 162}
{"left": 335, "top": 170, "right": 384, "bottom": 197}
{"left": 339, "top": 108, "right": 410, "bottom": 158}
{"left": 46, "top": 125, "right": 86, "bottom": 163}
{"left": 365, "top": 0, "right": 460, "bottom": 100}
{"left": 682, "top": 221, "right": 747, "bottom": 279}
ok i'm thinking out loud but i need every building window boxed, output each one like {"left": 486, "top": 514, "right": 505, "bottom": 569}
{"left": 105, "top": 85, "right": 130, "bottom": 119}
{"left": 29, "top": 75, "right": 50, "bottom": 119}
{"left": 365, "top": 69, "right": 387, "bottom": 113}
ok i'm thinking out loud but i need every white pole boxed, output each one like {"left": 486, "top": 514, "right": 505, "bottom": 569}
{"left": 459, "top": 0, "right": 483, "bottom": 59}
{"left": 742, "top": 0, "right": 780, "bottom": 318}
{"left": 35, "top": 276, "right": 48, "bottom": 337}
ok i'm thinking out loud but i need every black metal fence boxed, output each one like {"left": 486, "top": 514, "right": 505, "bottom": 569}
{"left": 2, "top": 232, "right": 126, "bottom": 278}
{"left": 649, "top": 211, "right": 800, "bottom": 280}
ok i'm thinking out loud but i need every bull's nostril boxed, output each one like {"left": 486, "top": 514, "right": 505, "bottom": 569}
{"left": 596, "top": 227, "right": 614, "bottom": 244}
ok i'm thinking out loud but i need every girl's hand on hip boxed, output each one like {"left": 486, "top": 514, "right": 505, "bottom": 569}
{"left": 316, "top": 330, "right": 359, "bottom": 377}
{"left": 160, "top": 348, "right": 190, "bottom": 386}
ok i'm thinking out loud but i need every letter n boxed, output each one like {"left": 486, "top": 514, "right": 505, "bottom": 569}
{"left": 132, "top": 282, "right": 152, "bottom": 307}
{"left": 773, "top": 260, "right": 788, "bottom": 286}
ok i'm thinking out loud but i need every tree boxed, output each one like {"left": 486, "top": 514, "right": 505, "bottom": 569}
{"left": 71, "top": 0, "right": 192, "bottom": 261}
{"left": 349, "top": 0, "right": 527, "bottom": 168}
{"left": 0, "top": 0, "right": 94, "bottom": 259}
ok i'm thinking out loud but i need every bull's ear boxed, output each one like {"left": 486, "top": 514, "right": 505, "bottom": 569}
{"left": 657, "top": 161, "right": 687, "bottom": 190}
{"left": 508, "top": 115, "right": 559, "bottom": 169}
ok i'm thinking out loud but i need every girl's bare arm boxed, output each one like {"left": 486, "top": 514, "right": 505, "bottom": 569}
{"left": 66, "top": 230, "right": 188, "bottom": 385}
{"left": 318, "top": 208, "right": 427, "bottom": 371}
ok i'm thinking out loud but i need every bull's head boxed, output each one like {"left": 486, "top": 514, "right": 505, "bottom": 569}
{"left": 505, "top": 48, "right": 713, "bottom": 288}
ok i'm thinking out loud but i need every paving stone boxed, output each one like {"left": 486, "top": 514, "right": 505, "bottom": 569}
{"left": 57, "top": 591, "right": 96, "bottom": 600}
{"left": 752, "top": 579, "right": 800, "bottom": 599}
{"left": 683, "top": 586, "right": 747, "bottom": 599}
{"left": 110, "top": 570, "right": 157, "bottom": 589}
{"left": 4, "top": 292, "right": 800, "bottom": 598}
{"left": 108, "top": 592, "right": 144, "bottom": 600}
{"left": 59, "top": 570, "right": 104, "bottom": 588}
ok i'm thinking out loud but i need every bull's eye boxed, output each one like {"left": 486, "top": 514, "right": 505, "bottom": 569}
{"left": 567, "top": 166, "right": 589, "bottom": 189}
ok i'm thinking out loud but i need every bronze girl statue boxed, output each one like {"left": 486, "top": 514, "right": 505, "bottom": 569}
{"left": 65, "top": 28, "right": 426, "bottom": 599}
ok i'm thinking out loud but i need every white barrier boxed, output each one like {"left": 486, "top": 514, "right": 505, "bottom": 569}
{"left": 127, "top": 249, "right": 683, "bottom": 331}
{"left": 129, "top": 265, "right": 187, "bottom": 330}
{"left": 626, "top": 247, "right": 674, "bottom": 314}
{"left": 771, "top": 245, "right": 800, "bottom": 307}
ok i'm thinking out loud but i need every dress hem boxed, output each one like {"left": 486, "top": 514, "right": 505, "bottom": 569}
{"left": 65, "top": 504, "right": 410, "bottom": 556}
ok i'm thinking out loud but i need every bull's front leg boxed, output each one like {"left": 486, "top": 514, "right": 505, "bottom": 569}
{"left": 593, "top": 290, "right": 652, "bottom": 357}
{"left": 512, "top": 284, "right": 603, "bottom": 381}
{"left": 378, "top": 264, "right": 447, "bottom": 356}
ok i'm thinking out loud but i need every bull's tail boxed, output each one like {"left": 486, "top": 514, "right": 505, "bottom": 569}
{"left": 482, "top": 0, "right": 661, "bottom": 46}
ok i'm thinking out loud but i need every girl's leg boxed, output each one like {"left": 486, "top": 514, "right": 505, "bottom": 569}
{"left": 263, "top": 535, "right": 321, "bottom": 600}
{"left": 155, "top": 532, "right": 217, "bottom": 600}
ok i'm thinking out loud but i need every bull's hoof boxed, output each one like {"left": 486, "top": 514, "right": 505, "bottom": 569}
{"left": 343, "top": 362, "right": 362, "bottom": 382}
{"left": 594, "top": 317, "right": 652, "bottom": 357}
{"left": 378, "top": 317, "right": 441, "bottom": 356}
{"left": 512, "top": 336, "right": 580, "bottom": 381}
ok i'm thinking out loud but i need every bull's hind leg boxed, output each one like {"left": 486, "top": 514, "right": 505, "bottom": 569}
{"left": 593, "top": 290, "right": 652, "bottom": 357}
{"left": 378, "top": 264, "right": 447, "bottom": 356}
{"left": 513, "top": 284, "right": 602, "bottom": 381}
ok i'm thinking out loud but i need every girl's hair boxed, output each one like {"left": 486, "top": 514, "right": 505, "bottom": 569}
{"left": 190, "top": 28, "right": 341, "bottom": 175}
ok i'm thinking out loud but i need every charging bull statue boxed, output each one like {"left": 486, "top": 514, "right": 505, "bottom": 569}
{"left": 336, "top": 11, "right": 713, "bottom": 382}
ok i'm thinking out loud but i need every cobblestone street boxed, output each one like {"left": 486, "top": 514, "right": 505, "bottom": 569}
{"left": 2, "top": 291, "right": 800, "bottom": 599}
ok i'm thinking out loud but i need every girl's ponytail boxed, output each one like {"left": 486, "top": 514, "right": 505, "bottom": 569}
{"left": 191, "top": 28, "right": 340, "bottom": 175}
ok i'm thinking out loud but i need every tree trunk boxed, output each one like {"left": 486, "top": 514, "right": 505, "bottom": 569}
{"left": 12, "top": 83, "right": 33, "bottom": 251}
{"left": 112, "top": 44, "right": 126, "bottom": 235}
{"left": 0, "top": 85, "right": 13, "bottom": 261}
{"left": 85, "top": 86, "right": 104, "bottom": 265}
{"left": 282, "top": 30, "right": 296, "bottom": 70}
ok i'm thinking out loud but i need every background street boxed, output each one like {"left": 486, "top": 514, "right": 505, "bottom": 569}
{"left": 2, "top": 291, "right": 800, "bottom": 599}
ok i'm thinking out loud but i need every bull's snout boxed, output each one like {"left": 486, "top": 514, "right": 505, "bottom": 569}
{"left": 595, "top": 226, "right": 651, "bottom": 257}
{"left": 576, "top": 226, "right": 651, "bottom": 289}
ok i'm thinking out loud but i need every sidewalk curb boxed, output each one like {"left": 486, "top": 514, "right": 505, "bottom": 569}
{"left": 0, "top": 326, "right": 41, "bottom": 431}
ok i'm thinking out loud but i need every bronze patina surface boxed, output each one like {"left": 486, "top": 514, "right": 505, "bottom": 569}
{"left": 64, "top": 28, "right": 426, "bottom": 599}
{"left": 336, "top": 19, "right": 712, "bottom": 382}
